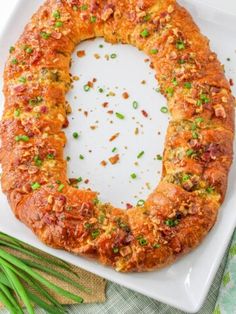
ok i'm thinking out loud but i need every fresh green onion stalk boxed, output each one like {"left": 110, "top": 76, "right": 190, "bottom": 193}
{"left": 0, "top": 232, "right": 89, "bottom": 314}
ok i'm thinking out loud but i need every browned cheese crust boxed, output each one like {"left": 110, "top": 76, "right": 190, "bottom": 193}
{"left": 0, "top": 0, "right": 235, "bottom": 272}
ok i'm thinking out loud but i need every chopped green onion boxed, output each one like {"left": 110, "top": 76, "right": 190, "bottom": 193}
{"left": 113, "top": 247, "right": 119, "bottom": 254}
{"left": 40, "top": 32, "right": 51, "bottom": 39}
{"left": 83, "top": 84, "right": 90, "bottom": 92}
{"left": 34, "top": 156, "right": 42, "bottom": 167}
{"left": 77, "top": 177, "right": 83, "bottom": 183}
{"left": 176, "top": 40, "right": 185, "bottom": 50}
{"left": 115, "top": 112, "right": 125, "bottom": 120}
{"left": 53, "top": 10, "right": 61, "bottom": 19}
{"left": 132, "top": 101, "right": 139, "bottom": 109}
{"left": 112, "top": 147, "right": 117, "bottom": 153}
{"left": 137, "top": 199, "right": 145, "bottom": 207}
{"left": 184, "top": 82, "right": 192, "bottom": 89}
{"left": 91, "top": 230, "right": 100, "bottom": 239}
{"left": 161, "top": 106, "right": 168, "bottom": 113}
{"left": 165, "top": 218, "right": 179, "bottom": 227}
{"left": 150, "top": 48, "right": 158, "bottom": 54}
{"left": 9, "top": 46, "right": 15, "bottom": 53}
{"left": 79, "top": 154, "right": 84, "bottom": 160}
{"left": 58, "top": 184, "right": 65, "bottom": 192}
{"left": 172, "top": 77, "right": 178, "bottom": 86}
{"left": 138, "top": 237, "right": 148, "bottom": 246}
{"left": 47, "top": 153, "right": 55, "bottom": 159}
{"left": 25, "top": 47, "right": 33, "bottom": 54}
{"left": 140, "top": 28, "right": 149, "bottom": 38}
{"left": 165, "top": 87, "right": 174, "bottom": 97}
{"left": 31, "top": 182, "right": 41, "bottom": 190}
{"left": 81, "top": 4, "right": 88, "bottom": 10}
{"left": 156, "top": 154, "right": 162, "bottom": 160}
{"left": 18, "top": 77, "right": 27, "bottom": 84}
{"left": 90, "top": 16, "right": 97, "bottom": 23}
{"left": 55, "top": 21, "right": 63, "bottom": 28}
{"left": 110, "top": 53, "right": 117, "bottom": 59}
{"left": 14, "top": 109, "right": 20, "bottom": 117}
{"left": 153, "top": 243, "right": 160, "bottom": 248}
{"left": 73, "top": 132, "right": 79, "bottom": 139}
{"left": 15, "top": 135, "right": 29, "bottom": 142}
{"left": 11, "top": 58, "right": 18, "bottom": 65}
{"left": 186, "top": 149, "right": 194, "bottom": 157}
{"left": 130, "top": 173, "right": 137, "bottom": 179}
{"left": 137, "top": 151, "right": 144, "bottom": 159}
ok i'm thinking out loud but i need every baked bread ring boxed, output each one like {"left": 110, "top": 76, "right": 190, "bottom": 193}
{"left": 0, "top": 0, "right": 235, "bottom": 272}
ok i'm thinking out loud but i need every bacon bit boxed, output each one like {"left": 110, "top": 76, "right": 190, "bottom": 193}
{"left": 109, "top": 132, "right": 120, "bottom": 142}
{"left": 229, "top": 78, "right": 234, "bottom": 86}
{"left": 77, "top": 50, "right": 86, "bottom": 58}
{"left": 167, "top": 4, "right": 174, "bottom": 13}
{"left": 51, "top": 31, "right": 62, "bottom": 40}
{"left": 208, "top": 53, "right": 216, "bottom": 61}
{"left": 214, "top": 104, "right": 226, "bottom": 119}
{"left": 94, "top": 53, "right": 100, "bottom": 59}
{"left": 40, "top": 106, "right": 48, "bottom": 114}
{"left": 101, "top": 7, "right": 114, "bottom": 21}
{"left": 100, "top": 160, "right": 107, "bottom": 167}
{"left": 169, "top": 51, "right": 177, "bottom": 60}
{"left": 120, "top": 246, "right": 132, "bottom": 257}
{"left": 93, "top": 78, "right": 97, "bottom": 83}
{"left": 107, "top": 110, "right": 114, "bottom": 114}
{"left": 65, "top": 101, "right": 72, "bottom": 114}
{"left": 109, "top": 154, "right": 120, "bottom": 165}
{"left": 14, "top": 85, "right": 26, "bottom": 94}
{"left": 102, "top": 102, "right": 109, "bottom": 108}
{"left": 84, "top": 179, "right": 89, "bottom": 184}
{"left": 122, "top": 92, "right": 129, "bottom": 99}
{"left": 90, "top": 125, "right": 97, "bottom": 130}
{"left": 84, "top": 111, "right": 88, "bottom": 117}
{"left": 141, "top": 110, "right": 148, "bottom": 118}
{"left": 144, "top": 58, "right": 149, "bottom": 63}
{"left": 87, "top": 81, "right": 93, "bottom": 88}
{"left": 31, "top": 50, "right": 42, "bottom": 64}
{"left": 126, "top": 203, "right": 133, "bottom": 209}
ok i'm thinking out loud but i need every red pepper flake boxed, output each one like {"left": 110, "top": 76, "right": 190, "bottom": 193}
{"left": 93, "top": 78, "right": 97, "bottom": 83}
{"left": 84, "top": 111, "right": 88, "bottom": 117}
{"left": 122, "top": 92, "right": 129, "bottom": 99}
{"left": 229, "top": 78, "right": 234, "bottom": 86}
{"left": 107, "top": 110, "right": 114, "bottom": 114}
{"left": 90, "top": 125, "right": 97, "bottom": 130}
{"left": 109, "top": 132, "right": 120, "bottom": 142}
{"left": 77, "top": 50, "right": 86, "bottom": 58}
{"left": 100, "top": 160, "right": 107, "bottom": 167}
{"left": 144, "top": 58, "right": 149, "bottom": 63}
{"left": 84, "top": 179, "right": 89, "bottom": 184}
{"left": 141, "top": 110, "right": 148, "bottom": 118}
{"left": 109, "top": 154, "right": 120, "bottom": 165}
{"left": 126, "top": 203, "right": 133, "bottom": 209}
{"left": 102, "top": 102, "right": 109, "bottom": 108}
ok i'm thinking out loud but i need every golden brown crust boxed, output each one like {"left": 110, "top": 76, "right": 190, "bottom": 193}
{"left": 0, "top": 0, "right": 235, "bottom": 272}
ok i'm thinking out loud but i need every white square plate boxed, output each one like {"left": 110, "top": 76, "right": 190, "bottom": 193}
{"left": 0, "top": 1, "right": 235, "bottom": 312}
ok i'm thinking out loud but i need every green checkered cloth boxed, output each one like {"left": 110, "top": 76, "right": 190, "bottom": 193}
{"left": 0, "top": 230, "right": 235, "bottom": 314}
